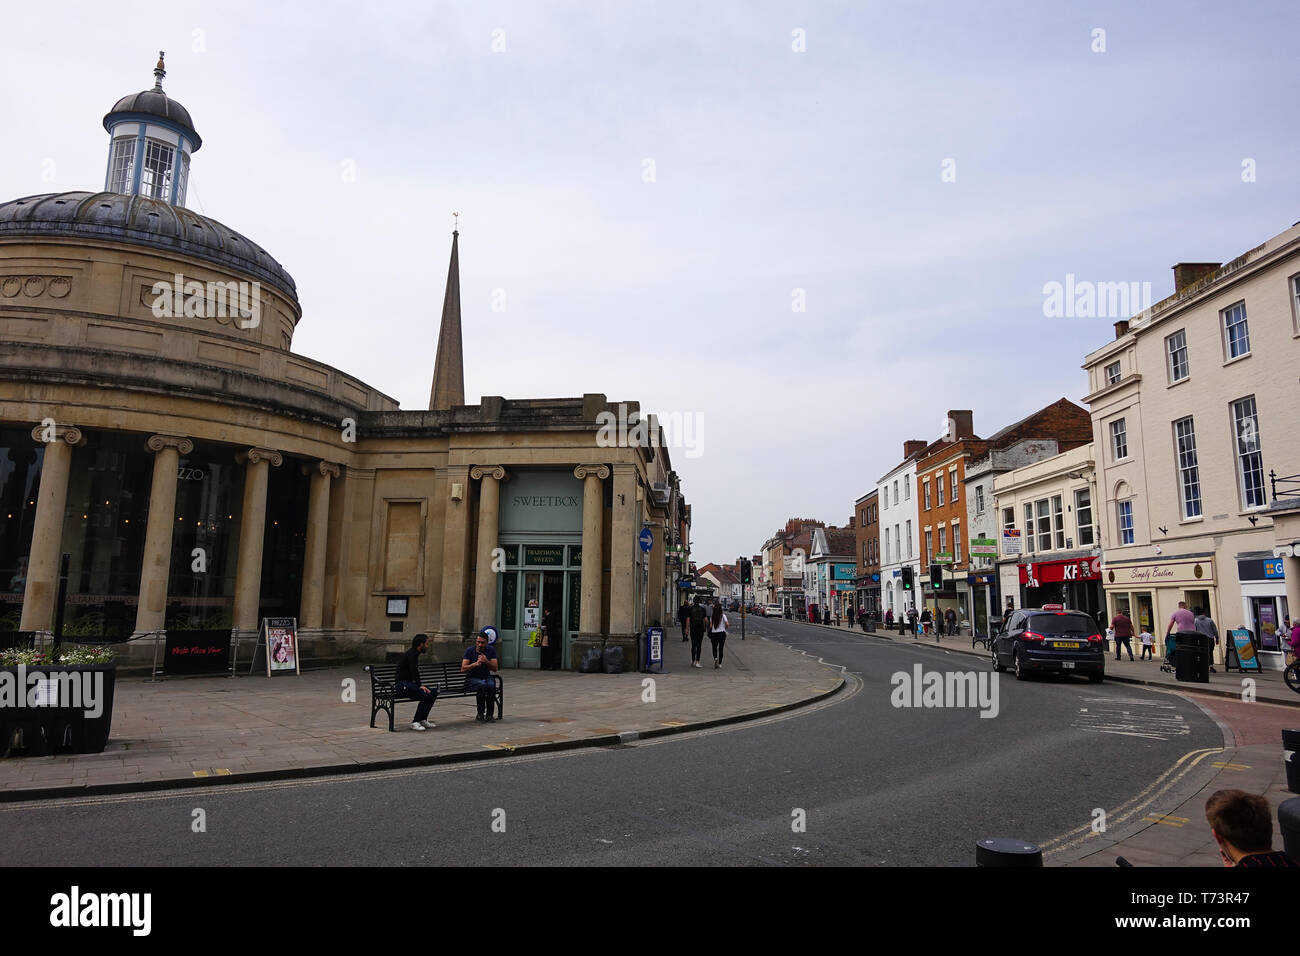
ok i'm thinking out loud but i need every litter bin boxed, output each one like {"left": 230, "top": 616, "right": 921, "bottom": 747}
{"left": 1174, "top": 629, "right": 1211, "bottom": 683}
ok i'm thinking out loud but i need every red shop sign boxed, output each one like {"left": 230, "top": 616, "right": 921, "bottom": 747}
{"left": 1019, "top": 558, "right": 1100, "bottom": 586}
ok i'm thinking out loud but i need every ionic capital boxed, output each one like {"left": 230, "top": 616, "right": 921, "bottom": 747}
{"left": 236, "top": 447, "right": 284, "bottom": 467}
{"left": 30, "top": 423, "right": 85, "bottom": 446}
{"left": 303, "top": 460, "right": 342, "bottom": 479}
{"left": 145, "top": 434, "right": 194, "bottom": 455}
{"left": 574, "top": 464, "right": 610, "bottom": 480}
{"left": 470, "top": 465, "right": 507, "bottom": 481}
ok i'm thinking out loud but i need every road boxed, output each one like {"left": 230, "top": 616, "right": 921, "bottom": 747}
{"left": 1, "top": 618, "right": 1224, "bottom": 866}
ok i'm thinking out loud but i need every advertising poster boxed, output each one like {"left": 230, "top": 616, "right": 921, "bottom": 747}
{"left": 263, "top": 617, "right": 300, "bottom": 676}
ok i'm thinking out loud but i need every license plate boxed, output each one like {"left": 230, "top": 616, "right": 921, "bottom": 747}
{"left": 1062, "top": 661, "right": 1075, "bottom": 669}
{"left": 1054, "top": 641, "right": 1080, "bottom": 649}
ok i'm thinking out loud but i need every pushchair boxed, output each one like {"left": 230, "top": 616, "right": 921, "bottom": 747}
{"left": 1159, "top": 633, "right": 1176, "bottom": 674}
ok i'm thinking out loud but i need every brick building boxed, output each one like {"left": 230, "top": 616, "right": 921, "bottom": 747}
{"left": 853, "top": 489, "right": 880, "bottom": 617}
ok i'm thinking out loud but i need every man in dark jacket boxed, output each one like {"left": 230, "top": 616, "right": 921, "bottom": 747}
{"left": 687, "top": 597, "right": 708, "bottom": 668}
{"left": 677, "top": 601, "right": 691, "bottom": 642}
{"left": 396, "top": 634, "right": 438, "bottom": 731}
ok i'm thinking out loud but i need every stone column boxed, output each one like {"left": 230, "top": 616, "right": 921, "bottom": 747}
{"left": 232, "top": 448, "right": 283, "bottom": 636}
{"left": 608, "top": 463, "right": 639, "bottom": 638}
{"left": 574, "top": 464, "right": 609, "bottom": 639}
{"left": 18, "top": 424, "right": 84, "bottom": 634}
{"left": 470, "top": 466, "right": 507, "bottom": 628}
{"left": 300, "top": 461, "right": 342, "bottom": 630}
{"left": 132, "top": 435, "right": 194, "bottom": 637}
{"left": 647, "top": 521, "right": 665, "bottom": 626}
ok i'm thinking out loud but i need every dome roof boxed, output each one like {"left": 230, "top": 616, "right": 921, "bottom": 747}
{"left": 0, "top": 191, "right": 296, "bottom": 300}
{"left": 104, "top": 89, "right": 201, "bottom": 149}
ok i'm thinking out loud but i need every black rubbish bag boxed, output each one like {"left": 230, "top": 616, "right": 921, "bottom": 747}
{"left": 602, "top": 645, "right": 625, "bottom": 674}
{"left": 579, "top": 647, "right": 604, "bottom": 673}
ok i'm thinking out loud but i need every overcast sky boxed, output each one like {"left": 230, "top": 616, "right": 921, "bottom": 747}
{"left": 4, "top": 0, "right": 1298, "bottom": 564}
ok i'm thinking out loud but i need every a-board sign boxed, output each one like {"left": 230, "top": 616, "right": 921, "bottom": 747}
{"left": 1229, "top": 629, "right": 1260, "bottom": 672}
{"left": 163, "top": 630, "right": 232, "bottom": 675}
{"left": 263, "top": 617, "right": 300, "bottom": 676}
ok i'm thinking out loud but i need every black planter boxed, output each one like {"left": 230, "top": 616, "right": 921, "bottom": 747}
{"left": 1, "top": 664, "right": 116, "bottom": 756}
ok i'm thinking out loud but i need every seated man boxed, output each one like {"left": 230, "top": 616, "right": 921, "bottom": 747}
{"left": 1205, "top": 789, "right": 1299, "bottom": 867}
{"left": 461, "top": 629, "right": 500, "bottom": 722}
{"left": 395, "top": 634, "right": 438, "bottom": 731}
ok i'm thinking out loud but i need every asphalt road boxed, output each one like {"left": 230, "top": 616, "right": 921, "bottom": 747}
{"left": 1, "top": 618, "right": 1224, "bottom": 866}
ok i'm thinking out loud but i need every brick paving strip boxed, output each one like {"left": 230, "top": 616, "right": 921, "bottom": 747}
{"left": 0, "top": 630, "right": 844, "bottom": 801}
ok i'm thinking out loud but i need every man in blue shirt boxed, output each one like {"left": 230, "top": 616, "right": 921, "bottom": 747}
{"left": 461, "top": 629, "right": 499, "bottom": 721}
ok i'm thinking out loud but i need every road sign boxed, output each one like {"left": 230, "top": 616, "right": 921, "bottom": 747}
{"left": 638, "top": 527, "right": 653, "bottom": 553}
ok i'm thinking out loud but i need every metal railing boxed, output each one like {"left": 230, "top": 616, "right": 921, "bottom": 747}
{"left": 1270, "top": 470, "right": 1300, "bottom": 501}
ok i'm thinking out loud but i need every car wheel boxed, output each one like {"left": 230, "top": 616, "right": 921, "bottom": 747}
{"left": 992, "top": 647, "right": 1005, "bottom": 673}
{"left": 1014, "top": 647, "right": 1029, "bottom": 681}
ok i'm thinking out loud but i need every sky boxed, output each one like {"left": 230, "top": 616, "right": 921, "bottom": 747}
{"left": 3, "top": 0, "right": 1298, "bottom": 565}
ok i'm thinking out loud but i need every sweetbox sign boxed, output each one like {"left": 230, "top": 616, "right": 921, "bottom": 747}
{"left": 1103, "top": 558, "right": 1215, "bottom": 588}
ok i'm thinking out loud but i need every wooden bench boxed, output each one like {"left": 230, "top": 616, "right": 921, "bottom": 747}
{"left": 364, "top": 661, "right": 504, "bottom": 731}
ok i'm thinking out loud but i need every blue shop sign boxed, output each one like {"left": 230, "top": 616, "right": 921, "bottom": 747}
{"left": 1264, "top": 559, "right": 1284, "bottom": 579}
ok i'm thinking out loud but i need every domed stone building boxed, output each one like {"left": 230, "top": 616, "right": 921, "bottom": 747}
{"left": 0, "top": 56, "right": 691, "bottom": 670}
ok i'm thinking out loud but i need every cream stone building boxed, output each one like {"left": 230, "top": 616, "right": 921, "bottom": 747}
{"left": 0, "top": 58, "right": 690, "bottom": 670}
{"left": 1082, "top": 224, "right": 1300, "bottom": 662}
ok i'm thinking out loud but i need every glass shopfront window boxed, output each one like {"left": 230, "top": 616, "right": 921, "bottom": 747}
{"left": 0, "top": 427, "right": 45, "bottom": 631}
{"left": 61, "top": 432, "right": 154, "bottom": 637}
{"left": 257, "top": 458, "right": 310, "bottom": 622}
{"left": 165, "top": 441, "right": 246, "bottom": 631}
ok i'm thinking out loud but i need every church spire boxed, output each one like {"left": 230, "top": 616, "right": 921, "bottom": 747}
{"left": 428, "top": 224, "right": 464, "bottom": 411}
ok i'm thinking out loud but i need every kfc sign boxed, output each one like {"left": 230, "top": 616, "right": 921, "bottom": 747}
{"left": 1019, "top": 558, "right": 1100, "bottom": 587}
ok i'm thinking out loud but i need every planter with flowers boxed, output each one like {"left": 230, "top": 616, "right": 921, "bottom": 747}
{"left": 0, "top": 644, "right": 116, "bottom": 756}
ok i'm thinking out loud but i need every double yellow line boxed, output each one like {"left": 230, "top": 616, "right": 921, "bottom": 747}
{"left": 1040, "top": 747, "right": 1222, "bottom": 858}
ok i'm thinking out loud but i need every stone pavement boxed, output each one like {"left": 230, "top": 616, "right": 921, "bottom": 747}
{"left": 0, "top": 628, "right": 844, "bottom": 801}
{"left": 790, "top": 616, "right": 1300, "bottom": 866}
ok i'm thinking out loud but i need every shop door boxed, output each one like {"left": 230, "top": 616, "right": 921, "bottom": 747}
{"left": 1135, "top": 592, "right": 1154, "bottom": 634}
{"left": 518, "top": 572, "right": 543, "bottom": 668}
{"left": 540, "top": 571, "right": 564, "bottom": 670}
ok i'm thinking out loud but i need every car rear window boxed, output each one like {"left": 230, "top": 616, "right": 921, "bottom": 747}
{"left": 1029, "top": 613, "right": 1099, "bottom": 636}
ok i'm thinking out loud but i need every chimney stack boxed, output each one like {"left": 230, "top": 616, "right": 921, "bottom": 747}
{"left": 1172, "top": 262, "right": 1220, "bottom": 293}
{"left": 1114, "top": 320, "right": 1129, "bottom": 339}
{"left": 947, "top": 410, "right": 975, "bottom": 439}
{"left": 903, "top": 439, "right": 928, "bottom": 458}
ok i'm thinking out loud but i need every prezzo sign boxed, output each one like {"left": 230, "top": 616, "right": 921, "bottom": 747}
{"left": 177, "top": 467, "right": 206, "bottom": 481}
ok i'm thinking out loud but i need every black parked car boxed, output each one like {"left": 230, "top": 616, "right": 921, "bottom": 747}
{"left": 992, "top": 606, "right": 1105, "bottom": 682}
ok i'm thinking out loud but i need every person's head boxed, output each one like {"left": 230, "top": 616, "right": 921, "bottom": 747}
{"left": 412, "top": 634, "right": 429, "bottom": 654}
{"left": 1178, "top": 601, "right": 1188, "bottom": 609}
{"left": 1194, "top": 606, "right": 1205, "bottom": 616}
{"left": 1205, "top": 789, "right": 1275, "bottom": 864}
{"left": 474, "top": 633, "right": 488, "bottom": 653}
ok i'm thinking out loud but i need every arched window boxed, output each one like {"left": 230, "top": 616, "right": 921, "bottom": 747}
{"left": 108, "top": 137, "right": 136, "bottom": 194}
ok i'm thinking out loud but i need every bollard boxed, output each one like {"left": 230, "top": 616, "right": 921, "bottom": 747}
{"left": 1284, "top": 729, "right": 1300, "bottom": 795}
{"left": 1278, "top": 796, "right": 1300, "bottom": 858}
{"left": 975, "top": 837, "right": 1043, "bottom": 867}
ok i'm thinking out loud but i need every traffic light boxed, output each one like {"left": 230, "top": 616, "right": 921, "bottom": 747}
{"left": 901, "top": 566, "right": 913, "bottom": 590}
{"left": 740, "top": 558, "right": 752, "bottom": 584}
{"left": 930, "top": 564, "right": 943, "bottom": 591}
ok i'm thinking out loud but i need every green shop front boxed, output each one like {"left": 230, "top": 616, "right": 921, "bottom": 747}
{"left": 494, "top": 470, "right": 583, "bottom": 669}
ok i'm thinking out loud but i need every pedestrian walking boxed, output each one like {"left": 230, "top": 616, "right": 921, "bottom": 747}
{"left": 920, "top": 607, "right": 932, "bottom": 636}
{"left": 945, "top": 607, "right": 957, "bottom": 637}
{"left": 847, "top": 606, "right": 855, "bottom": 627}
{"left": 677, "top": 600, "right": 690, "bottom": 643}
{"left": 1111, "top": 608, "right": 1135, "bottom": 661}
{"left": 885, "top": 607, "right": 894, "bottom": 629}
{"left": 709, "top": 602, "right": 729, "bottom": 669}
{"left": 907, "top": 606, "right": 918, "bottom": 636}
{"left": 687, "top": 596, "right": 707, "bottom": 668}
{"left": 1140, "top": 628, "right": 1154, "bottom": 660}
{"left": 1194, "top": 606, "right": 1220, "bottom": 673}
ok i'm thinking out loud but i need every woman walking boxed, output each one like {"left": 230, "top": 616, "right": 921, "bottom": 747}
{"left": 709, "top": 601, "right": 729, "bottom": 669}
{"left": 687, "top": 597, "right": 707, "bottom": 668}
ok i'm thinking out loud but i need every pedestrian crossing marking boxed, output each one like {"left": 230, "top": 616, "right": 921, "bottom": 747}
{"left": 192, "top": 770, "right": 208, "bottom": 777}
{"left": 1144, "top": 813, "right": 1189, "bottom": 827}
{"left": 660, "top": 720, "right": 687, "bottom": 727}
{"left": 1072, "top": 697, "right": 1191, "bottom": 740}
{"left": 1211, "top": 761, "right": 1250, "bottom": 771}
{"left": 214, "top": 768, "right": 231, "bottom": 776}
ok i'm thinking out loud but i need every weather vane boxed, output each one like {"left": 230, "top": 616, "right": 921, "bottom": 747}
{"left": 453, "top": 211, "right": 459, "bottom": 231}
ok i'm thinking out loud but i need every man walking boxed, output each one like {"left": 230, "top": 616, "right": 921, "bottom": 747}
{"left": 1194, "top": 606, "right": 1220, "bottom": 673}
{"left": 687, "top": 596, "right": 708, "bottom": 668}
{"left": 677, "top": 600, "right": 690, "bottom": 642}
{"left": 945, "top": 607, "right": 957, "bottom": 638}
{"left": 396, "top": 634, "right": 438, "bottom": 731}
{"left": 1111, "top": 607, "right": 1135, "bottom": 661}
{"left": 1166, "top": 600, "right": 1195, "bottom": 638}
{"left": 907, "top": 605, "right": 918, "bottom": 637}
{"left": 461, "top": 629, "right": 499, "bottom": 721}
